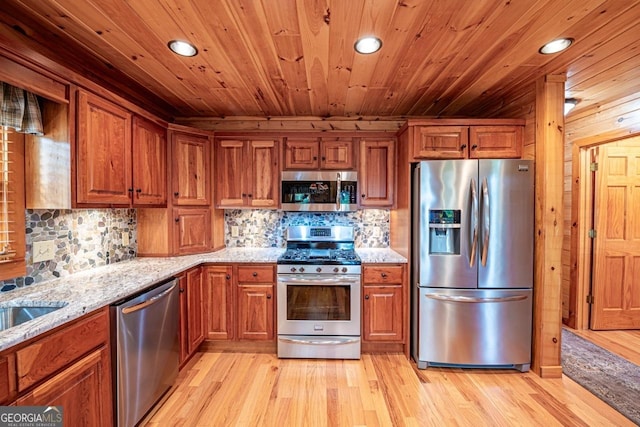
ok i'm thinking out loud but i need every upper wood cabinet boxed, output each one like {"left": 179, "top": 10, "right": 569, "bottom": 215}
{"left": 171, "top": 131, "right": 211, "bottom": 206}
{"left": 411, "top": 124, "right": 523, "bottom": 160}
{"left": 469, "top": 126, "right": 523, "bottom": 158}
{"left": 132, "top": 116, "right": 167, "bottom": 205}
{"left": 76, "top": 90, "right": 168, "bottom": 207}
{"left": 359, "top": 138, "right": 395, "bottom": 208}
{"left": 76, "top": 90, "right": 132, "bottom": 205}
{"left": 173, "top": 207, "right": 211, "bottom": 254}
{"left": 412, "top": 126, "right": 469, "bottom": 159}
{"left": 284, "top": 137, "right": 355, "bottom": 170}
{"left": 214, "top": 139, "right": 279, "bottom": 209}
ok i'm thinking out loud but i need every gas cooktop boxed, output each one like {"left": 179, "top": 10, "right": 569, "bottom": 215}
{"left": 277, "top": 225, "right": 361, "bottom": 266}
{"left": 277, "top": 248, "right": 361, "bottom": 265}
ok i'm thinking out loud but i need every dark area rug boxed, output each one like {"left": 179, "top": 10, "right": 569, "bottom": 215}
{"left": 561, "top": 328, "right": 640, "bottom": 425}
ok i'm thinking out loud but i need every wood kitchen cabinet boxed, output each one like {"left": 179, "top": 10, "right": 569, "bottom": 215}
{"left": 132, "top": 116, "right": 167, "bottom": 205}
{"left": 359, "top": 138, "right": 395, "bottom": 207}
{"left": 76, "top": 89, "right": 132, "bottom": 205}
{"left": 410, "top": 123, "right": 523, "bottom": 160}
{"left": 179, "top": 267, "right": 205, "bottom": 366}
{"left": 3, "top": 307, "right": 112, "bottom": 425}
{"left": 469, "top": 126, "right": 523, "bottom": 158}
{"left": 203, "top": 265, "right": 234, "bottom": 341}
{"left": 171, "top": 130, "right": 211, "bottom": 206}
{"left": 76, "top": 90, "right": 168, "bottom": 207}
{"left": 173, "top": 207, "right": 211, "bottom": 254}
{"left": 236, "top": 265, "right": 275, "bottom": 340}
{"left": 362, "top": 265, "right": 405, "bottom": 344}
{"left": 214, "top": 138, "right": 279, "bottom": 208}
{"left": 284, "top": 137, "right": 355, "bottom": 170}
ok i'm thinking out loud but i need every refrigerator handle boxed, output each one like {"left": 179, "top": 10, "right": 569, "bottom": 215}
{"left": 470, "top": 178, "right": 478, "bottom": 267}
{"left": 424, "top": 293, "right": 528, "bottom": 303}
{"left": 481, "top": 177, "right": 490, "bottom": 266}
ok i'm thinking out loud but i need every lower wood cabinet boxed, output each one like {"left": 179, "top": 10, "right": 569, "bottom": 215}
{"left": 0, "top": 307, "right": 112, "bottom": 425}
{"left": 179, "top": 267, "right": 205, "bottom": 366}
{"left": 204, "top": 264, "right": 275, "bottom": 342}
{"left": 362, "top": 265, "right": 405, "bottom": 344}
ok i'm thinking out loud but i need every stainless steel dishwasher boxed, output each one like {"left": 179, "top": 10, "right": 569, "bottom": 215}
{"left": 111, "top": 278, "right": 179, "bottom": 427}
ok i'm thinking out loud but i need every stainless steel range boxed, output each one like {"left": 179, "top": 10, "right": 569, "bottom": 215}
{"left": 277, "top": 225, "right": 361, "bottom": 359}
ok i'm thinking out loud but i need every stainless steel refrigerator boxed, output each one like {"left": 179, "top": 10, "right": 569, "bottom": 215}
{"left": 411, "top": 159, "right": 533, "bottom": 372}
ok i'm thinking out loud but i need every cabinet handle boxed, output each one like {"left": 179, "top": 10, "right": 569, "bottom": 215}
{"left": 174, "top": 218, "right": 180, "bottom": 223}
{"left": 136, "top": 188, "right": 142, "bottom": 193}
{"left": 321, "top": 156, "right": 326, "bottom": 161}
{"left": 174, "top": 192, "right": 179, "bottom": 197}
{"left": 460, "top": 144, "right": 467, "bottom": 150}
{"left": 226, "top": 274, "right": 231, "bottom": 280}
{"left": 313, "top": 156, "right": 317, "bottom": 160}
{"left": 365, "top": 295, "right": 369, "bottom": 300}
{"left": 179, "top": 288, "right": 185, "bottom": 293}
{"left": 266, "top": 294, "right": 272, "bottom": 299}
{"left": 381, "top": 272, "right": 388, "bottom": 278}
{"left": 128, "top": 188, "right": 134, "bottom": 192}
{"left": 471, "top": 144, "right": 478, "bottom": 150}
{"left": 361, "top": 194, "right": 366, "bottom": 198}
{"left": 252, "top": 272, "right": 258, "bottom": 277}
{"left": 242, "top": 193, "right": 247, "bottom": 197}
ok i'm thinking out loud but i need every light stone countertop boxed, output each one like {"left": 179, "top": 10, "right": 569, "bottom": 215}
{"left": 0, "top": 246, "right": 405, "bottom": 352}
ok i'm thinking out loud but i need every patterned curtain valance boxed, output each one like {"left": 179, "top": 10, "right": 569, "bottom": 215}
{"left": 0, "top": 82, "right": 44, "bottom": 136}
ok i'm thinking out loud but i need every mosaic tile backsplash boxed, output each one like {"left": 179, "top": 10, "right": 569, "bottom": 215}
{"left": 224, "top": 209, "right": 390, "bottom": 248}
{"left": 0, "top": 209, "right": 136, "bottom": 292}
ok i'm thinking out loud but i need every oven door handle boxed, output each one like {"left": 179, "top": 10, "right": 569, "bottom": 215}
{"left": 279, "top": 336, "right": 360, "bottom": 346}
{"left": 278, "top": 276, "right": 360, "bottom": 285}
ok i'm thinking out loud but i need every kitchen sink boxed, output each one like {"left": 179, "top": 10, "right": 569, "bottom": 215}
{"left": 0, "top": 303, "right": 68, "bottom": 331}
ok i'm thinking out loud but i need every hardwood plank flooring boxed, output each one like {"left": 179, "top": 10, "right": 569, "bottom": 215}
{"left": 145, "top": 351, "right": 633, "bottom": 427}
{"left": 567, "top": 328, "right": 640, "bottom": 366}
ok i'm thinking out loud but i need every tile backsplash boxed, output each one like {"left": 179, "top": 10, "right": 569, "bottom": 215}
{"left": 224, "top": 209, "right": 390, "bottom": 248}
{"left": 0, "top": 209, "right": 136, "bottom": 292}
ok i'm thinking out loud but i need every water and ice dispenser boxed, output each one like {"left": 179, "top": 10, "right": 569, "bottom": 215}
{"left": 428, "top": 209, "right": 461, "bottom": 254}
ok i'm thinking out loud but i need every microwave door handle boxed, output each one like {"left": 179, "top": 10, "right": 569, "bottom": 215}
{"left": 470, "top": 178, "right": 478, "bottom": 267}
{"left": 481, "top": 177, "right": 490, "bottom": 266}
{"left": 336, "top": 172, "right": 342, "bottom": 209}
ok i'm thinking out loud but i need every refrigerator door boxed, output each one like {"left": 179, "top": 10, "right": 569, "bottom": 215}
{"left": 477, "top": 160, "right": 534, "bottom": 289}
{"left": 417, "top": 160, "right": 478, "bottom": 288}
{"left": 417, "top": 288, "right": 532, "bottom": 370}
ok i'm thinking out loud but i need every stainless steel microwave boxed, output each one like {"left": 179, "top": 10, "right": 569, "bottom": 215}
{"left": 281, "top": 171, "right": 357, "bottom": 212}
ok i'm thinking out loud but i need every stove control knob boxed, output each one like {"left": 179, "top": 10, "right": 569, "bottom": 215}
{"left": 316, "top": 267, "right": 322, "bottom": 273}
{"left": 333, "top": 267, "right": 339, "bottom": 273}
{"left": 341, "top": 267, "right": 348, "bottom": 273}
{"left": 299, "top": 267, "right": 305, "bottom": 273}
{"left": 290, "top": 267, "right": 297, "bottom": 273}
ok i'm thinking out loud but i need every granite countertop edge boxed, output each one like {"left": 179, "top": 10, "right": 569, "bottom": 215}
{"left": 0, "top": 247, "right": 406, "bottom": 351}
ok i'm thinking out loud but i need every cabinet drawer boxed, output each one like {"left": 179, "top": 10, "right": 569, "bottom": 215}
{"left": 16, "top": 308, "right": 109, "bottom": 392}
{"left": 0, "top": 354, "right": 15, "bottom": 404}
{"left": 363, "top": 265, "right": 404, "bottom": 284}
{"left": 237, "top": 265, "right": 275, "bottom": 283}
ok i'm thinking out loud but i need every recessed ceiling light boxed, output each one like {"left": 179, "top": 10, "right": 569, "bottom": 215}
{"left": 539, "top": 38, "right": 574, "bottom": 55}
{"left": 168, "top": 40, "right": 198, "bottom": 57}
{"left": 564, "top": 98, "right": 578, "bottom": 115}
{"left": 354, "top": 36, "right": 382, "bottom": 54}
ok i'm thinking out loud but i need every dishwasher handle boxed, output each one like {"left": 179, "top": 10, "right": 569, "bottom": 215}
{"left": 121, "top": 281, "right": 178, "bottom": 315}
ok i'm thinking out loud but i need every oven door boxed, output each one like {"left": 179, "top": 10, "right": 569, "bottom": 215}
{"left": 277, "top": 274, "right": 361, "bottom": 336}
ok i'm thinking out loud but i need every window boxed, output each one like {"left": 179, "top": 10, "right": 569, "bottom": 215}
{"left": 0, "top": 125, "right": 25, "bottom": 280}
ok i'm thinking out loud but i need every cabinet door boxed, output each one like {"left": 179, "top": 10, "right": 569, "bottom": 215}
{"left": 173, "top": 208, "right": 211, "bottom": 254}
{"left": 248, "top": 140, "right": 279, "bottom": 208}
{"left": 77, "top": 90, "right": 132, "bottom": 205}
{"left": 16, "top": 347, "right": 113, "bottom": 427}
{"left": 413, "top": 126, "right": 468, "bottom": 159}
{"left": 215, "top": 139, "right": 247, "bottom": 207}
{"left": 363, "top": 285, "right": 403, "bottom": 342}
{"left": 284, "top": 139, "right": 319, "bottom": 169}
{"left": 132, "top": 116, "right": 167, "bottom": 206}
{"left": 186, "top": 267, "right": 205, "bottom": 354}
{"left": 177, "top": 273, "right": 189, "bottom": 365}
{"left": 172, "top": 132, "right": 211, "bottom": 206}
{"left": 237, "top": 284, "right": 274, "bottom": 340}
{"left": 321, "top": 138, "right": 355, "bottom": 169}
{"left": 469, "top": 126, "right": 523, "bottom": 159}
{"left": 359, "top": 139, "right": 395, "bottom": 207}
{"left": 204, "top": 266, "right": 234, "bottom": 340}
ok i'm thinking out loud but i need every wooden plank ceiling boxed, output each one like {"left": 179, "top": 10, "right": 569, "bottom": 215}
{"left": 0, "top": 0, "right": 639, "bottom": 122}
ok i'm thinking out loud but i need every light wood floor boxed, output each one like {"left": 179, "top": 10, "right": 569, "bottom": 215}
{"left": 568, "top": 328, "right": 640, "bottom": 366}
{"left": 145, "top": 344, "right": 636, "bottom": 426}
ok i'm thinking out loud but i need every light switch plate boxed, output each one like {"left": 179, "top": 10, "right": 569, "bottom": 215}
{"left": 231, "top": 226, "right": 239, "bottom": 237}
{"left": 33, "top": 240, "right": 56, "bottom": 263}
{"left": 122, "top": 232, "right": 130, "bottom": 246}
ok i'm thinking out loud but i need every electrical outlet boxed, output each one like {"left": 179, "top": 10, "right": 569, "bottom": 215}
{"left": 231, "top": 226, "right": 239, "bottom": 237}
{"left": 122, "top": 232, "right": 130, "bottom": 246}
{"left": 33, "top": 240, "right": 56, "bottom": 263}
